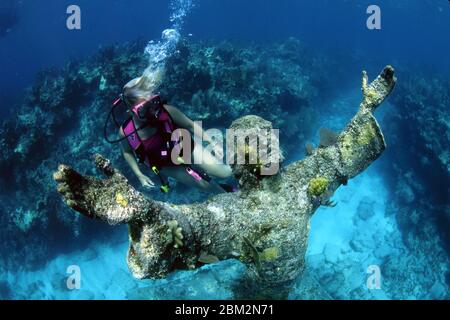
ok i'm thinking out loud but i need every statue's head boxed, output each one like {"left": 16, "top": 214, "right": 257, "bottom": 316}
{"left": 227, "top": 115, "right": 284, "bottom": 190}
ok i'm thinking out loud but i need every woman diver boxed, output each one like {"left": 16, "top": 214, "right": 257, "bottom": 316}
{"left": 106, "top": 75, "right": 234, "bottom": 194}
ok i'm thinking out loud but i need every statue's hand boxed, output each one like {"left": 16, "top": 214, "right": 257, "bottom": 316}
{"left": 53, "top": 154, "right": 146, "bottom": 224}
{"left": 54, "top": 164, "right": 97, "bottom": 217}
{"left": 361, "top": 65, "right": 396, "bottom": 112}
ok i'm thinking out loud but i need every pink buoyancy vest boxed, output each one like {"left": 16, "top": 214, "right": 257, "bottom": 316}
{"left": 122, "top": 105, "right": 180, "bottom": 168}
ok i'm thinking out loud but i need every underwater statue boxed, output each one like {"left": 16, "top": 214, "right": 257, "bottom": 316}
{"left": 54, "top": 66, "right": 396, "bottom": 299}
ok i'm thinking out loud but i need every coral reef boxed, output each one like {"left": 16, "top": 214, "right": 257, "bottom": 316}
{"left": 308, "top": 177, "right": 329, "bottom": 197}
{"left": 53, "top": 66, "right": 396, "bottom": 298}
{"left": 380, "top": 71, "right": 450, "bottom": 291}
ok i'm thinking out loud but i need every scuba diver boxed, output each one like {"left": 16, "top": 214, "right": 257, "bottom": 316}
{"left": 105, "top": 76, "right": 235, "bottom": 194}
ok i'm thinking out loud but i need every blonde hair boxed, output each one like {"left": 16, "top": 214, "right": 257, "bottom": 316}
{"left": 123, "top": 67, "right": 164, "bottom": 106}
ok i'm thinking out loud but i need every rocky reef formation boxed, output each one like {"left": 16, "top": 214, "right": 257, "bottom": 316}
{"left": 0, "top": 38, "right": 339, "bottom": 269}
{"left": 380, "top": 70, "right": 450, "bottom": 293}
{"left": 53, "top": 66, "right": 396, "bottom": 299}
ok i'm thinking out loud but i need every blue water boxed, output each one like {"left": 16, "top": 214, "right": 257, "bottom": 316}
{"left": 0, "top": 0, "right": 449, "bottom": 300}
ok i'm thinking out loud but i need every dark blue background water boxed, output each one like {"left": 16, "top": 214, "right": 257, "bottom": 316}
{"left": 1, "top": 0, "right": 449, "bottom": 116}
